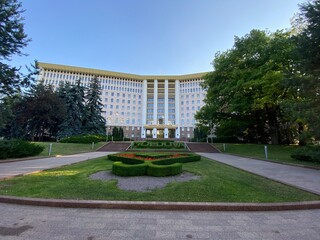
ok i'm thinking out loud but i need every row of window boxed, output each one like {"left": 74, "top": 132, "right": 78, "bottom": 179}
{"left": 180, "top": 88, "right": 202, "bottom": 93}
{"left": 104, "top": 98, "right": 141, "bottom": 105}
{"left": 180, "top": 93, "right": 205, "bottom": 99}
{"left": 105, "top": 92, "right": 141, "bottom": 99}
{"left": 181, "top": 100, "right": 201, "bottom": 105}
{"left": 180, "top": 80, "right": 203, "bottom": 88}
{"left": 104, "top": 105, "right": 140, "bottom": 111}
{"left": 44, "top": 71, "right": 143, "bottom": 88}
{"left": 106, "top": 111, "right": 141, "bottom": 117}
{"left": 102, "top": 85, "right": 142, "bottom": 93}
{"left": 181, "top": 106, "right": 201, "bottom": 111}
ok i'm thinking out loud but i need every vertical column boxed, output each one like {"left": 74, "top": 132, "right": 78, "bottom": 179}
{"left": 141, "top": 79, "right": 147, "bottom": 138}
{"left": 153, "top": 80, "right": 158, "bottom": 138}
{"left": 164, "top": 79, "right": 169, "bottom": 138}
{"left": 175, "top": 80, "right": 180, "bottom": 139}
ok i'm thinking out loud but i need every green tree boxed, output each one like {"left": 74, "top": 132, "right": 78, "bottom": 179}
{"left": 0, "top": 0, "right": 35, "bottom": 96}
{"left": 15, "top": 83, "right": 66, "bottom": 141}
{"left": 196, "top": 30, "right": 296, "bottom": 144}
{"left": 57, "top": 79, "right": 86, "bottom": 138}
{"left": 0, "top": 94, "right": 23, "bottom": 138}
{"left": 289, "top": 0, "right": 320, "bottom": 141}
{"left": 83, "top": 76, "right": 106, "bottom": 135}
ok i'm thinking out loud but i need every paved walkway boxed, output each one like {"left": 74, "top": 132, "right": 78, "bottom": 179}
{"left": 0, "top": 152, "right": 114, "bottom": 180}
{"left": 199, "top": 153, "right": 320, "bottom": 195}
{"left": 0, "top": 203, "right": 319, "bottom": 240}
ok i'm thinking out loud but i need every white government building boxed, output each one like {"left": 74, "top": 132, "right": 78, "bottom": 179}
{"left": 38, "top": 62, "right": 207, "bottom": 140}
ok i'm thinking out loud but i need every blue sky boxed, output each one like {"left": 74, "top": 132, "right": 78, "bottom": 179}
{"left": 13, "top": 0, "right": 304, "bottom": 75}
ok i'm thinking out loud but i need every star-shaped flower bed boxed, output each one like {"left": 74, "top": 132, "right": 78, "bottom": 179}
{"left": 108, "top": 153, "right": 201, "bottom": 177}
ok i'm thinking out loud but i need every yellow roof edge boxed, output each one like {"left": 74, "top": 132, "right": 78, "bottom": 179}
{"left": 38, "top": 62, "right": 208, "bottom": 80}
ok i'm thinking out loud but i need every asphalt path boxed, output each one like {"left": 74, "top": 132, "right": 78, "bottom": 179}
{"left": 0, "top": 152, "right": 114, "bottom": 180}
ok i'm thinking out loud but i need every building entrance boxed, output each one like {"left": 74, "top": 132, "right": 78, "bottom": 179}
{"left": 157, "top": 130, "right": 164, "bottom": 138}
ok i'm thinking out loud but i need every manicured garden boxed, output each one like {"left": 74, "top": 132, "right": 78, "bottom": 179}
{"left": 109, "top": 152, "right": 200, "bottom": 177}
{"left": 131, "top": 140, "right": 187, "bottom": 150}
{"left": 0, "top": 154, "right": 319, "bottom": 202}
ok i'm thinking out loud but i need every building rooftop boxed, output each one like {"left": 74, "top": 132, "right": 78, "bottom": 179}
{"left": 38, "top": 62, "right": 209, "bottom": 81}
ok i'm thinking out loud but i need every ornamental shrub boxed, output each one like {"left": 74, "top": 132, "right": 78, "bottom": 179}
{"left": 112, "top": 162, "right": 148, "bottom": 176}
{"left": 147, "top": 163, "right": 182, "bottom": 177}
{"left": 0, "top": 140, "right": 44, "bottom": 160}
{"left": 152, "top": 154, "right": 201, "bottom": 165}
{"left": 291, "top": 145, "right": 320, "bottom": 163}
{"left": 108, "top": 154, "right": 145, "bottom": 164}
{"left": 60, "top": 134, "right": 105, "bottom": 143}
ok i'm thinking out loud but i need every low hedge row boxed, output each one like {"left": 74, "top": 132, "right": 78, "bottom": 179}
{"left": 111, "top": 161, "right": 183, "bottom": 177}
{"left": 133, "top": 141, "right": 185, "bottom": 149}
{"left": 135, "top": 153, "right": 171, "bottom": 159}
{"left": 291, "top": 145, "right": 320, "bottom": 163}
{"left": 0, "top": 140, "right": 44, "bottom": 160}
{"left": 112, "top": 162, "right": 148, "bottom": 176}
{"left": 152, "top": 154, "right": 201, "bottom": 165}
{"left": 108, "top": 153, "right": 200, "bottom": 177}
{"left": 60, "top": 134, "right": 105, "bottom": 144}
{"left": 147, "top": 163, "right": 182, "bottom": 177}
{"left": 108, "top": 154, "right": 144, "bottom": 164}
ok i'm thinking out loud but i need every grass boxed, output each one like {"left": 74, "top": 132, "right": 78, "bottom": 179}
{"left": 35, "top": 142, "right": 106, "bottom": 157}
{"left": 213, "top": 143, "right": 320, "bottom": 168}
{"left": 0, "top": 155, "right": 319, "bottom": 202}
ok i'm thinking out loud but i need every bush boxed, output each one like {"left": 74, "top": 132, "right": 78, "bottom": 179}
{"left": 133, "top": 141, "right": 185, "bottom": 149}
{"left": 135, "top": 153, "right": 171, "bottom": 159}
{"left": 152, "top": 154, "right": 201, "bottom": 165}
{"left": 0, "top": 140, "right": 44, "bottom": 160}
{"left": 147, "top": 163, "right": 183, "bottom": 177}
{"left": 112, "top": 162, "right": 148, "bottom": 176}
{"left": 109, "top": 152, "right": 201, "bottom": 177}
{"left": 108, "top": 154, "right": 145, "bottom": 164}
{"left": 291, "top": 145, "right": 320, "bottom": 163}
{"left": 60, "top": 134, "right": 105, "bottom": 144}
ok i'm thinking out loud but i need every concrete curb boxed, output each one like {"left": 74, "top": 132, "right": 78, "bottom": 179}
{"left": 0, "top": 195, "right": 320, "bottom": 211}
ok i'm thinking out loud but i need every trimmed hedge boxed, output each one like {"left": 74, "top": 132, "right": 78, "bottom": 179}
{"left": 133, "top": 141, "right": 185, "bottom": 149}
{"left": 108, "top": 154, "right": 145, "bottom": 164}
{"left": 108, "top": 152, "right": 201, "bottom": 177}
{"left": 291, "top": 145, "right": 320, "bottom": 163}
{"left": 112, "top": 162, "right": 148, "bottom": 176}
{"left": 147, "top": 163, "right": 182, "bottom": 177}
{"left": 135, "top": 153, "right": 171, "bottom": 159}
{"left": 0, "top": 140, "right": 44, "bottom": 160}
{"left": 60, "top": 134, "right": 105, "bottom": 144}
{"left": 152, "top": 154, "right": 201, "bottom": 165}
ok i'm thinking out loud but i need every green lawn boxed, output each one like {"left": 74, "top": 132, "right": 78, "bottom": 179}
{"left": 213, "top": 143, "right": 320, "bottom": 168}
{"left": 0, "top": 155, "right": 319, "bottom": 202}
{"left": 35, "top": 142, "right": 106, "bottom": 157}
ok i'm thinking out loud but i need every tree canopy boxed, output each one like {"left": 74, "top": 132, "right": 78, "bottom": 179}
{"left": 196, "top": 0, "right": 320, "bottom": 144}
{"left": 0, "top": 0, "right": 35, "bottom": 96}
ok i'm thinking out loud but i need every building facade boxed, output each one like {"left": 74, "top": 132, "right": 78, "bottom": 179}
{"left": 38, "top": 62, "right": 207, "bottom": 140}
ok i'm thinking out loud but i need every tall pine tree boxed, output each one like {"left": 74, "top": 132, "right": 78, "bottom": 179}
{"left": 57, "top": 79, "right": 86, "bottom": 138}
{"left": 83, "top": 76, "right": 106, "bottom": 135}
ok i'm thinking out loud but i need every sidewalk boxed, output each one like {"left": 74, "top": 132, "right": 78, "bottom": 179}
{"left": 199, "top": 153, "right": 320, "bottom": 195}
{"left": 0, "top": 152, "right": 114, "bottom": 180}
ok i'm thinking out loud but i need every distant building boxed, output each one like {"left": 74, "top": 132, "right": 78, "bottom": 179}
{"left": 37, "top": 62, "right": 207, "bottom": 140}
